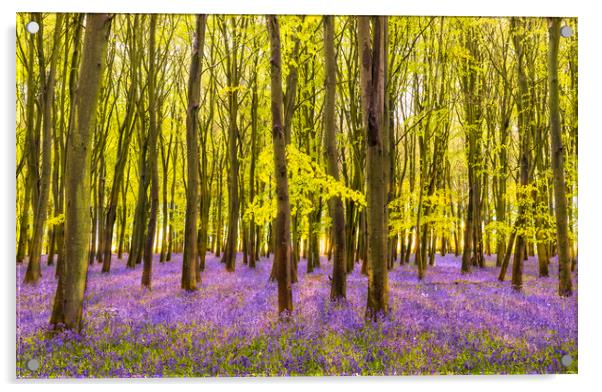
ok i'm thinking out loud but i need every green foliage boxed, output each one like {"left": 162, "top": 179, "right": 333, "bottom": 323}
{"left": 388, "top": 184, "right": 417, "bottom": 234}
{"left": 389, "top": 187, "right": 458, "bottom": 238}
{"left": 244, "top": 144, "right": 365, "bottom": 229}
{"left": 484, "top": 220, "right": 512, "bottom": 240}
{"left": 46, "top": 214, "right": 65, "bottom": 226}
{"left": 513, "top": 182, "right": 556, "bottom": 243}
{"left": 14, "top": 14, "right": 578, "bottom": 264}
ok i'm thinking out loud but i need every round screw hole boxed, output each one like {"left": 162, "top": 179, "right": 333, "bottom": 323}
{"left": 561, "top": 354, "right": 573, "bottom": 367}
{"left": 26, "top": 358, "right": 40, "bottom": 371}
{"left": 26, "top": 21, "right": 40, "bottom": 34}
{"left": 560, "top": 25, "right": 573, "bottom": 38}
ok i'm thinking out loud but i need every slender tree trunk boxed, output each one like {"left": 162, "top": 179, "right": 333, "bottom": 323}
{"left": 95, "top": 157, "right": 106, "bottom": 264}
{"left": 323, "top": 15, "right": 347, "bottom": 300}
{"left": 510, "top": 17, "right": 532, "bottom": 292}
{"left": 495, "top": 116, "right": 509, "bottom": 267}
{"left": 267, "top": 15, "right": 293, "bottom": 315}
{"left": 16, "top": 185, "right": 31, "bottom": 264}
{"left": 248, "top": 68, "right": 259, "bottom": 268}
{"left": 198, "top": 133, "right": 212, "bottom": 271}
{"left": 25, "top": 14, "right": 63, "bottom": 284}
{"left": 498, "top": 225, "right": 517, "bottom": 281}
{"left": 88, "top": 176, "right": 98, "bottom": 265}
{"left": 215, "top": 160, "right": 224, "bottom": 257}
{"left": 181, "top": 14, "right": 207, "bottom": 291}
{"left": 141, "top": 15, "right": 160, "bottom": 289}
{"left": 548, "top": 18, "right": 572, "bottom": 297}
{"left": 459, "top": 26, "right": 485, "bottom": 273}
{"left": 127, "top": 119, "right": 150, "bottom": 268}
{"left": 17, "top": 18, "right": 38, "bottom": 265}
{"left": 54, "top": 14, "right": 84, "bottom": 273}
{"left": 50, "top": 13, "right": 112, "bottom": 331}
{"left": 101, "top": 32, "right": 137, "bottom": 271}
{"left": 167, "top": 135, "right": 177, "bottom": 261}
{"left": 221, "top": 17, "right": 243, "bottom": 273}
{"left": 117, "top": 162, "right": 130, "bottom": 260}
{"left": 159, "top": 134, "right": 172, "bottom": 262}
{"left": 359, "top": 16, "right": 388, "bottom": 319}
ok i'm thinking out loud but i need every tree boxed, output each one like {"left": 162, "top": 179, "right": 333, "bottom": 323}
{"left": 101, "top": 15, "right": 140, "bottom": 273}
{"left": 458, "top": 22, "right": 485, "bottom": 274}
{"left": 267, "top": 15, "right": 293, "bottom": 315}
{"left": 16, "top": 13, "right": 37, "bottom": 265}
{"left": 510, "top": 17, "right": 532, "bottom": 292}
{"left": 323, "top": 15, "right": 346, "bottom": 300}
{"left": 141, "top": 14, "right": 160, "bottom": 289}
{"left": 50, "top": 13, "right": 113, "bottom": 331}
{"left": 24, "top": 13, "right": 63, "bottom": 283}
{"left": 127, "top": 16, "right": 152, "bottom": 269}
{"left": 220, "top": 16, "right": 248, "bottom": 273}
{"left": 181, "top": 14, "right": 207, "bottom": 291}
{"left": 548, "top": 18, "right": 572, "bottom": 297}
{"left": 358, "top": 16, "right": 389, "bottom": 318}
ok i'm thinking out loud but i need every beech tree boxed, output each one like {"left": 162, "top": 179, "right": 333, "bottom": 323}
{"left": 24, "top": 13, "right": 63, "bottom": 283}
{"left": 323, "top": 15, "right": 346, "bottom": 300}
{"left": 267, "top": 15, "right": 293, "bottom": 314}
{"left": 548, "top": 18, "right": 572, "bottom": 297}
{"left": 141, "top": 14, "right": 159, "bottom": 289}
{"left": 50, "top": 13, "right": 113, "bottom": 330}
{"left": 359, "top": 16, "right": 389, "bottom": 318}
{"left": 182, "top": 14, "right": 207, "bottom": 291}
{"left": 101, "top": 15, "right": 140, "bottom": 273}
{"left": 509, "top": 17, "right": 532, "bottom": 292}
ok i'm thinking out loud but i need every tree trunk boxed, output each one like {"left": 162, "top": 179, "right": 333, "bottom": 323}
{"left": 323, "top": 15, "right": 347, "bottom": 300}
{"left": 181, "top": 14, "right": 207, "bottom": 291}
{"left": 267, "top": 15, "right": 293, "bottom": 315}
{"left": 101, "top": 17, "right": 138, "bottom": 272}
{"left": 17, "top": 184, "right": 31, "bottom": 264}
{"left": 221, "top": 17, "right": 243, "bottom": 273}
{"left": 510, "top": 17, "right": 533, "bottom": 292}
{"left": 25, "top": 14, "right": 63, "bottom": 283}
{"left": 248, "top": 65, "right": 259, "bottom": 269}
{"left": 167, "top": 135, "right": 177, "bottom": 261}
{"left": 141, "top": 15, "right": 159, "bottom": 289}
{"left": 159, "top": 132, "right": 173, "bottom": 262}
{"left": 17, "top": 17, "right": 38, "bottom": 265}
{"left": 50, "top": 13, "right": 112, "bottom": 331}
{"left": 548, "top": 18, "right": 572, "bottom": 297}
{"left": 498, "top": 225, "right": 517, "bottom": 281}
{"left": 359, "top": 16, "right": 389, "bottom": 319}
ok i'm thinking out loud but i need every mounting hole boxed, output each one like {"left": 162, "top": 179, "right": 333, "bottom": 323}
{"left": 561, "top": 354, "right": 573, "bottom": 367}
{"left": 560, "top": 25, "right": 573, "bottom": 38}
{"left": 26, "top": 358, "right": 40, "bottom": 371}
{"left": 25, "top": 21, "right": 39, "bottom": 34}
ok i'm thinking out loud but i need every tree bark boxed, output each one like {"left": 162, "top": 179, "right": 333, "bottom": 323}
{"left": 142, "top": 14, "right": 160, "bottom": 289}
{"left": 510, "top": 17, "right": 532, "bottom": 292}
{"left": 221, "top": 17, "right": 244, "bottom": 273}
{"left": 181, "top": 14, "right": 207, "bottom": 291}
{"left": 548, "top": 18, "right": 572, "bottom": 297}
{"left": 25, "top": 14, "right": 63, "bottom": 283}
{"left": 323, "top": 16, "right": 347, "bottom": 300}
{"left": 267, "top": 15, "right": 293, "bottom": 315}
{"left": 50, "top": 13, "right": 112, "bottom": 331}
{"left": 359, "top": 16, "right": 389, "bottom": 319}
{"left": 101, "top": 16, "right": 139, "bottom": 272}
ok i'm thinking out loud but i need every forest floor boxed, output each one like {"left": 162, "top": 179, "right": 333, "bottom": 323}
{"left": 16, "top": 251, "right": 577, "bottom": 378}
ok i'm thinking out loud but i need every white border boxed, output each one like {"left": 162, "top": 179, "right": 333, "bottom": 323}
{"left": 2, "top": 1, "right": 601, "bottom": 391}
{"left": 6, "top": 0, "right": 590, "bottom": 16}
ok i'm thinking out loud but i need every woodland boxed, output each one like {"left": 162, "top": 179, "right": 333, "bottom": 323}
{"left": 16, "top": 14, "right": 577, "bottom": 377}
